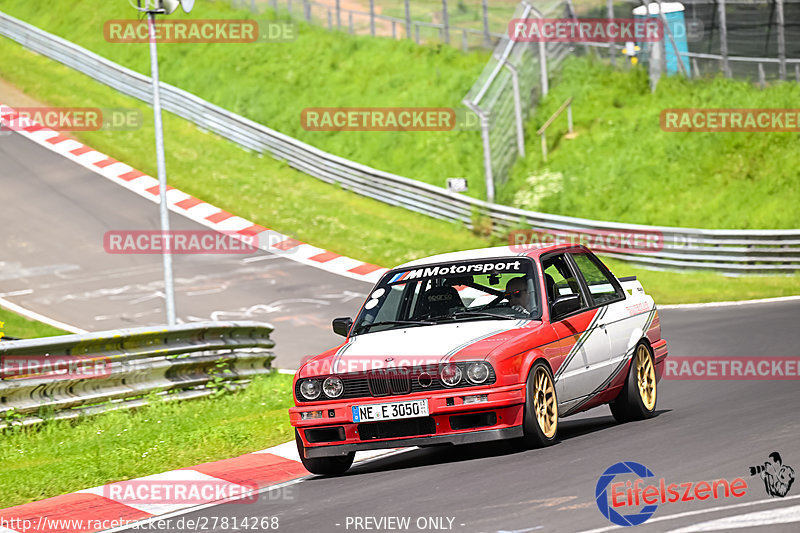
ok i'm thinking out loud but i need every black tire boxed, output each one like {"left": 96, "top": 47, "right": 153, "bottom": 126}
{"left": 521, "top": 361, "right": 559, "bottom": 448}
{"left": 610, "top": 342, "right": 657, "bottom": 423}
{"left": 295, "top": 430, "right": 354, "bottom": 476}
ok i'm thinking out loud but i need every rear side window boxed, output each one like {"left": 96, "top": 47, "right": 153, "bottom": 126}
{"left": 571, "top": 253, "right": 623, "bottom": 305}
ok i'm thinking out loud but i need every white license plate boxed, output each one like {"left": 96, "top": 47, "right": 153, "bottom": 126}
{"left": 352, "top": 399, "right": 428, "bottom": 423}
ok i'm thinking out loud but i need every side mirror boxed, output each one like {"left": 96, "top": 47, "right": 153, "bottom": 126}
{"left": 332, "top": 317, "right": 353, "bottom": 337}
{"left": 551, "top": 294, "right": 581, "bottom": 319}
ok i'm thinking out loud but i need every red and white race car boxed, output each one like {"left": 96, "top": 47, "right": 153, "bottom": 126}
{"left": 290, "top": 244, "right": 668, "bottom": 475}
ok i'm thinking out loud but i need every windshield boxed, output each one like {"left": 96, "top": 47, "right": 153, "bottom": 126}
{"left": 352, "top": 257, "right": 541, "bottom": 335}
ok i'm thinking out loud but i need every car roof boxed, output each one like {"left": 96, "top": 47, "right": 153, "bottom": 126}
{"left": 395, "top": 243, "right": 579, "bottom": 269}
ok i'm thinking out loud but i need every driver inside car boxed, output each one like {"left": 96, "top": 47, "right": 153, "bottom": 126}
{"left": 506, "top": 276, "right": 532, "bottom": 315}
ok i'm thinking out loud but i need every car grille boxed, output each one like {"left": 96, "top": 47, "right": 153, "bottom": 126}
{"left": 295, "top": 363, "right": 496, "bottom": 402}
{"left": 367, "top": 368, "right": 411, "bottom": 396}
{"left": 357, "top": 417, "right": 436, "bottom": 440}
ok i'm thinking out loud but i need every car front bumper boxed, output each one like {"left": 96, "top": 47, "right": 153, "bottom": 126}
{"left": 290, "top": 383, "right": 526, "bottom": 458}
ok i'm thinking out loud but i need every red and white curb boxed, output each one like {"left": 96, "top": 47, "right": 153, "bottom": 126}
{"left": 0, "top": 104, "right": 387, "bottom": 285}
{"left": 0, "top": 441, "right": 409, "bottom": 533}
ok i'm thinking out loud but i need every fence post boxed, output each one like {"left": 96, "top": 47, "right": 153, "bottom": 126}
{"left": 466, "top": 102, "right": 494, "bottom": 203}
{"left": 405, "top": 0, "right": 412, "bottom": 40}
{"left": 369, "top": 0, "right": 375, "bottom": 36}
{"left": 482, "top": 0, "right": 490, "bottom": 47}
{"left": 462, "top": 29, "right": 468, "bottom": 52}
{"left": 652, "top": 0, "right": 688, "bottom": 77}
{"left": 336, "top": 0, "right": 341, "bottom": 29}
{"left": 758, "top": 63, "right": 766, "bottom": 89}
{"left": 539, "top": 40, "right": 549, "bottom": 96}
{"left": 607, "top": 0, "right": 616, "bottom": 66}
{"left": 415, "top": 23, "right": 420, "bottom": 44}
{"left": 327, "top": 8, "right": 332, "bottom": 30}
{"left": 567, "top": 102, "right": 573, "bottom": 134}
{"left": 392, "top": 20, "right": 397, "bottom": 39}
{"left": 304, "top": 0, "right": 311, "bottom": 22}
{"left": 692, "top": 58, "right": 700, "bottom": 77}
{"left": 796, "top": 64, "right": 800, "bottom": 84}
{"left": 348, "top": 12, "right": 354, "bottom": 34}
{"left": 776, "top": 0, "right": 786, "bottom": 81}
{"left": 251, "top": 0, "right": 256, "bottom": 12}
{"left": 442, "top": 0, "right": 450, "bottom": 45}
{"left": 272, "top": 0, "right": 278, "bottom": 14}
{"left": 718, "top": 0, "right": 730, "bottom": 77}
{"left": 649, "top": 27, "right": 663, "bottom": 92}
{"left": 287, "top": 0, "right": 293, "bottom": 16}
{"left": 540, "top": 132, "right": 547, "bottom": 163}
{"left": 501, "top": 60, "right": 525, "bottom": 158}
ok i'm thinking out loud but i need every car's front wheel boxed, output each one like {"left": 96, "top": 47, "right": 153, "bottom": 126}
{"left": 610, "top": 342, "right": 657, "bottom": 423}
{"left": 521, "top": 361, "right": 558, "bottom": 447}
{"left": 295, "top": 430, "right": 355, "bottom": 476}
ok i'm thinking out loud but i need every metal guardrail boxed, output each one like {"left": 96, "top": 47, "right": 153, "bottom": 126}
{"left": 0, "top": 12, "right": 798, "bottom": 274}
{"left": 0, "top": 321, "right": 274, "bottom": 429}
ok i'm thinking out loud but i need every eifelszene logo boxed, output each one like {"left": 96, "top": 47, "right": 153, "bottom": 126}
{"left": 749, "top": 452, "right": 795, "bottom": 497}
{"left": 596, "top": 461, "right": 748, "bottom": 527}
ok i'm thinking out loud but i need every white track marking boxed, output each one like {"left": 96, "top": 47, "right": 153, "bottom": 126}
{"left": 576, "top": 494, "right": 800, "bottom": 533}
{"left": 666, "top": 503, "right": 800, "bottom": 532}
{"left": 0, "top": 296, "right": 86, "bottom": 334}
{"left": 660, "top": 294, "right": 800, "bottom": 309}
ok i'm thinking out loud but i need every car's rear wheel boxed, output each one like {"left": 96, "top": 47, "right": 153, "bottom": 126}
{"left": 610, "top": 342, "right": 657, "bottom": 423}
{"left": 522, "top": 361, "right": 558, "bottom": 447}
{"left": 295, "top": 430, "right": 355, "bottom": 476}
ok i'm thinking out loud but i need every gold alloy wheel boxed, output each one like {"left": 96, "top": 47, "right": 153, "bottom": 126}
{"left": 636, "top": 345, "right": 657, "bottom": 411}
{"left": 533, "top": 366, "right": 558, "bottom": 438}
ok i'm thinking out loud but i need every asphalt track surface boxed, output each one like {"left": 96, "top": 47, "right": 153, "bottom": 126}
{"left": 4, "top": 131, "right": 800, "bottom": 532}
{"left": 0, "top": 131, "right": 368, "bottom": 369}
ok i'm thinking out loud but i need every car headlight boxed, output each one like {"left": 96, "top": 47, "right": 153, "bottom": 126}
{"left": 466, "top": 362, "right": 490, "bottom": 384}
{"left": 299, "top": 379, "right": 321, "bottom": 400}
{"left": 323, "top": 376, "right": 344, "bottom": 398}
{"left": 440, "top": 364, "right": 462, "bottom": 387}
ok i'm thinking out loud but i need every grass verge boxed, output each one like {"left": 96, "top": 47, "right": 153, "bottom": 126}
{"left": 0, "top": 372, "right": 294, "bottom": 508}
{"left": 506, "top": 55, "right": 800, "bottom": 229}
{"left": 0, "top": 308, "right": 68, "bottom": 339}
{"left": 0, "top": 0, "right": 490, "bottom": 198}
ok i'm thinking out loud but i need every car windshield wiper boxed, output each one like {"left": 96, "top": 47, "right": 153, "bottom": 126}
{"left": 355, "top": 319, "right": 434, "bottom": 333}
{"left": 436, "top": 311, "right": 522, "bottom": 321}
